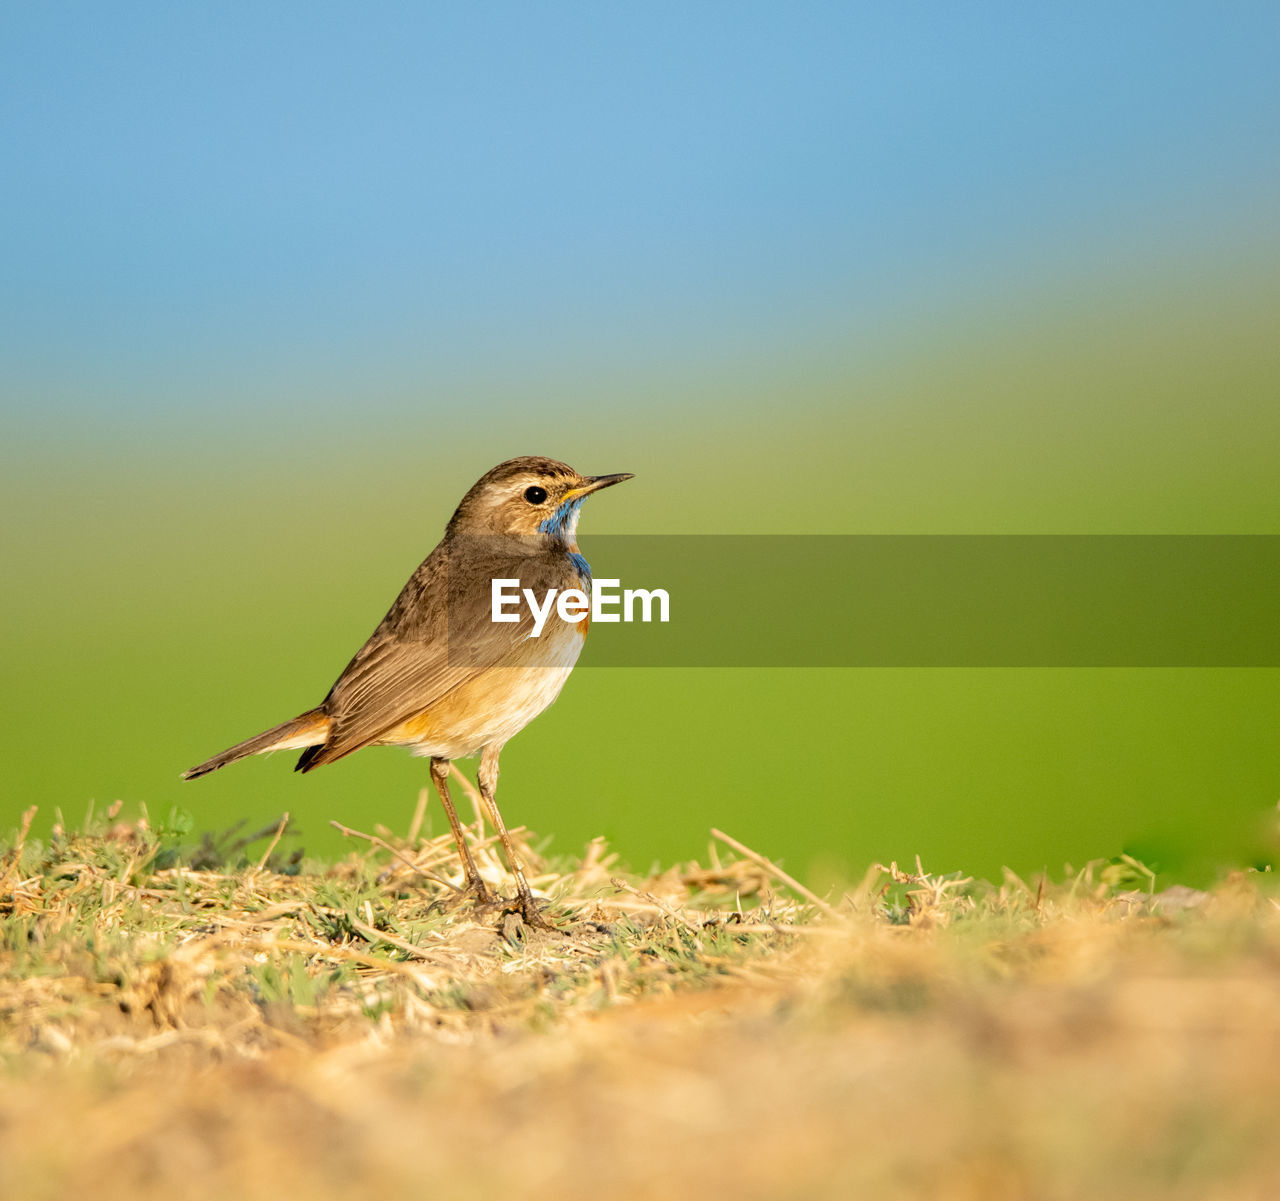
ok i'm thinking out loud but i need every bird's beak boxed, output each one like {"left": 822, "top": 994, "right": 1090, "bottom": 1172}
{"left": 563, "top": 473, "right": 634, "bottom": 502}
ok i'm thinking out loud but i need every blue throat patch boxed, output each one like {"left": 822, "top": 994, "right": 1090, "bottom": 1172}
{"left": 538, "top": 497, "right": 583, "bottom": 538}
{"left": 539, "top": 499, "right": 591, "bottom": 581}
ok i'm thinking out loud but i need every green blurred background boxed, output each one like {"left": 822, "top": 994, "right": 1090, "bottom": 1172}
{"left": 4, "top": 6, "right": 1279, "bottom": 884}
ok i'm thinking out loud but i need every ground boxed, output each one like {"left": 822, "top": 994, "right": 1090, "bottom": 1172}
{"left": 3, "top": 790, "right": 1280, "bottom": 1201}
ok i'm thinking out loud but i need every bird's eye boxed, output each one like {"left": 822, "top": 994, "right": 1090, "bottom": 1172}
{"left": 524, "top": 486, "right": 548, "bottom": 505}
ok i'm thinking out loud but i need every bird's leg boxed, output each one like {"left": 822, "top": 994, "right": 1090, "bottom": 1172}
{"left": 429, "top": 757, "right": 495, "bottom": 905}
{"left": 478, "top": 743, "right": 557, "bottom": 930}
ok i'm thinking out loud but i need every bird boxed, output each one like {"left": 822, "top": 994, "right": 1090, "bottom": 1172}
{"left": 183, "top": 456, "right": 633, "bottom": 927}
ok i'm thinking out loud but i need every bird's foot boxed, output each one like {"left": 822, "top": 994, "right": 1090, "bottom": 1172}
{"left": 458, "top": 875, "right": 501, "bottom": 914}
{"left": 500, "top": 892, "right": 564, "bottom": 936}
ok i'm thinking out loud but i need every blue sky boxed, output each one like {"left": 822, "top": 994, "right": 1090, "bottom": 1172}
{"left": 4, "top": 4, "right": 1279, "bottom": 422}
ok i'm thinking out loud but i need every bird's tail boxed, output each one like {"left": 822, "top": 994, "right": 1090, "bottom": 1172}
{"left": 182, "top": 708, "right": 329, "bottom": 780}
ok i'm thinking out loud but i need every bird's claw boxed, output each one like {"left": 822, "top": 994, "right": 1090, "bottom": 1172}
{"left": 505, "top": 894, "right": 563, "bottom": 935}
{"left": 459, "top": 876, "right": 500, "bottom": 911}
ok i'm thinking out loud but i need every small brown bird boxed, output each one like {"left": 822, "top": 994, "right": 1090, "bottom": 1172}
{"left": 183, "top": 456, "right": 633, "bottom": 927}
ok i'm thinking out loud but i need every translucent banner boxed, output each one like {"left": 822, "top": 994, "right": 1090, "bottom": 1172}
{"left": 441, "top": 535, "right": 1280, "bottom": 667}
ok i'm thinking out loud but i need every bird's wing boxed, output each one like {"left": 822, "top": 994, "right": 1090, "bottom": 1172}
{"left": 298, "top": 549, "right": 570, "bottom": 770}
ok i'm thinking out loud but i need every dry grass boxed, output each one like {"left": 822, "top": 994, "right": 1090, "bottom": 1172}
{"left": 3, "top": 798, "right": 1280, "bottom": 1200}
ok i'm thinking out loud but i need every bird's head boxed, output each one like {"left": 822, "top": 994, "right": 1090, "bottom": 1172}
{"left": 446, "top": 456, "right": 633, "bottom": 542}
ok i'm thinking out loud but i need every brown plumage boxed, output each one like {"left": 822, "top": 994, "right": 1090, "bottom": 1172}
{"left": 183, "top": 456, "right": 633, "bottom": 926}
